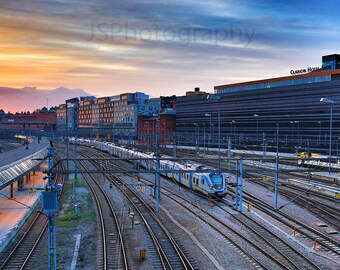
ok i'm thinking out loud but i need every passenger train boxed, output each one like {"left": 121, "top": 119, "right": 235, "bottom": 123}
{"left": 71, "top": 138, "right": 228, "bottom": 197}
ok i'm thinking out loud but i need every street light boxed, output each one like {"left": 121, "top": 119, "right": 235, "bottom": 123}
{"left": 254, "top": 114, "right": 259, "bottom": 145}
{"left": 318, "top": 121, "right": 321, "bottom": 146}
{"left": 294, "top": 121, "right": 300, "bottom": 147}
{"left": 205, "top": 113, "right": 212, "bottom": 147}
{"left": 320, "top": 97, "right": 334, "bottom": 173}
{"left": 203, "top": 123, "right": 206, "bottom": 156}
{"left": 290, "top": 121, "right": 294, "bottom": 146}
{"left": 146, "top": 122, "right": 149, "bottom": 151}
{"left": 207, "top": 94, "right": 221, "bottom": 171}
{"left": 194, "top": 123, "right": 198, "bottom": 157}
{"left": 276, "top": 123, "right": 279, "bottom": 157}
{"left": 232, "top": 120, "right": 236, "bottom": 134}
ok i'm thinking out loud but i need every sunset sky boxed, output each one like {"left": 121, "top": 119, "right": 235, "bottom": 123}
{"left": 0, "top": 0, "right": 339, "bottom": 111}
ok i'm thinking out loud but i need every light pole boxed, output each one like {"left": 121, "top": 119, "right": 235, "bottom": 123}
{"left": 320, "top": 97, "right": 334, "bottom": 173}
{"left": 65, "top": 104, "right": 69, "bottom": 181}
{"left": 212, "top": 124, "right": 215, "bottom": 143}
{"left": 155, "top": 118, "right": 161, "bottom": 213}
{"left": 318, "top": 121, "right": 321, "bottom": 146}
{"left": 146, "top": 122, "right": 149, "bottom": 151}
{"left": 276, "top": 123, "right": 279, "bottom": 157}
{"left": 232, "top": 120, "right": 236, "bottom": 144}
{"left": 254, "top": 114, "right": 259, "bottom": 145}
{"left": 203, "top": 123, "right": 206, "bottom": 156}
{"left": 207, "top": 94, "right": 221, "bottom": 171}
{"left": 205, "top": 113, "right": 212, "bottom": 147}
{"left": 194, "top": 123, "right": 198, "bottom": 157}
{"left": 232, "top": 120, "right": 236, "bottom": 134}
{"left": 294, "top": 121, "right": 300, "bottom": 147}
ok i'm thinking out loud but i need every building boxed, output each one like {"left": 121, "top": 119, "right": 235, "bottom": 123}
{"left": 78, "top": 97, "right": 96, "bottom": 129}
{"left": 138, "top": 96, "right": 176, "bottom": 145}
{"left": 57, "top": 92, "right": 158, "bottom": 140}
{"left": 176, "top": 54, "right": 340, "bottom": 152}
{"left": 0, "top": 110, "right": 57, "bottom": 134}
{"left": 56, "top": 98, "right": 79, "bottom": 136}
{"left": 113, "top": 92, "right": 153, "bottom": 138}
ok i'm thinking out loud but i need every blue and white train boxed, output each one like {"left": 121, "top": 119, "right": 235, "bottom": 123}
{"left": 71, "top": 138, "right": 228, "bottom": 198}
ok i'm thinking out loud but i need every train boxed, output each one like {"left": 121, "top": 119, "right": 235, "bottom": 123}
{"left": 71, "top": 138, "right": 228, "bottom": 197}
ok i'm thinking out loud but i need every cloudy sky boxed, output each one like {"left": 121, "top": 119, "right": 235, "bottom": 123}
{"left": 0, "top": 0, "right": 339, "bottom": 111}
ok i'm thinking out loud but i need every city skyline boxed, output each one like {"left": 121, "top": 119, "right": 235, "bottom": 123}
{"left": 0, "top": 0, "right": 339, "bottom": 112}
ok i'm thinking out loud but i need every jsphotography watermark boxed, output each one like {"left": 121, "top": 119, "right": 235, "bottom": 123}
{"left": 87, "top": 22, "right": 256, "bottom": 46}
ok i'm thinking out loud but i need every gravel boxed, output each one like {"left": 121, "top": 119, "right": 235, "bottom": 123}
{"left": 29, "top": 146, "right": 339, "bottom": 269}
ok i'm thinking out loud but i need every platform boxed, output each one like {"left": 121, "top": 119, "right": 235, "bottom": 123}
{"left": 0, "top": 165, "right": 47, "bottom": 253}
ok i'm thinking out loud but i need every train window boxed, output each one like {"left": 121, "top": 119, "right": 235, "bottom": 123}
{"left": 201, "top": 179, "right": 205, "bottom": 185}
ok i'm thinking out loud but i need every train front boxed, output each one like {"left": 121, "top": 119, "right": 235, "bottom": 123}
{"left": 209, "top": 172, "right": 227, "bottom": 197}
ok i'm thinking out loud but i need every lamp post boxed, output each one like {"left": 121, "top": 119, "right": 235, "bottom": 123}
{"left": 294, "top": 121, "right": 300, "bottom": 147}
{"left": 207, "top": 94, "right": 221, "bottom": 171}
{"left": 65, "top": 104, "right": 69, "bottom": 182}
{"left": 146, "top": 122, "right": 149, "bottom": 151}
{"left": 205, "top": 113, "right": 212, "bottom": 147}
{"left": 254, "top": 114, "right": 259, "bottom": 145}
{"left": 194, "top": 123, "right": 198, "bottom": 157}
{"left": 320, "top": 97, "right": 334, "bottom": 173}
{"left": 318, "top": 121, "right": 321, "bottom": 146}
{"left": 155, "top": 118, "right": 161, "bottom": 213}
{"left": 290, "top": 121, "right": 294, "bottom": 134}
{"left": 232, "top": 120, "right": 236, "bottom": 145}
{"left": 203, "top": 123, "right": 206, "bottom": 156}
{"left": 276, "top": 123, "right": 279, "bottom": 157}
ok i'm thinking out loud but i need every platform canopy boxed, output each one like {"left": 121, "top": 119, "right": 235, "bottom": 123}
{"left": 0, "top": 148, "right": 47, "bottom": 190}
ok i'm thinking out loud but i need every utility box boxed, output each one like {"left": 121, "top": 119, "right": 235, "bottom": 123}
{"left": 42, "top": 191, "right": 58, "bottom": 215}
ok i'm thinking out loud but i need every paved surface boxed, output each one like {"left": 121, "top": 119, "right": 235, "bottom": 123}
{"left": 0, "top": 166, "right": 46, "bottom": 248}
{"left": 0, "top": 138, "right": 49, "bottom": 168}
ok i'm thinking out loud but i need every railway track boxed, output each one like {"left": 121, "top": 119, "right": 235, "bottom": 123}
{"left": 75, "top": 142, "right": 336, "bottom": 269}
{"left": 77, "top": 159, "right": 129, "bottom": 270}
{"left": 82, "top": 146, "right": 317, "bottom": 270}
{"left": 0, "top": 212, "right": 48, "bottom": 270}
{"left": 251, "top": 179, "right": 340, "bottom": 229}
{"left": 232, "top": 189, "right": 340, "bottom": 260}
{"left": 165, "top": 148, "right": 340, "bottom": 236}
{"left": 131, "top": 171, "right": 322, "bottom": 270}
{"left": 0, "top": 160, "right": 64, "bottom": 270}
{"left": 79, "top": 149, "right": 197, "bottom": 270}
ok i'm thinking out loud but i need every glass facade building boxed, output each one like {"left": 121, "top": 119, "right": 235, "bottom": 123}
{"left": 176, "top": 55, "right": 340, "bottom": 152}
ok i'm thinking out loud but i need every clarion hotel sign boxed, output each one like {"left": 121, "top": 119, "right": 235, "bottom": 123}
{"left": 290, "top": 64, "right": 332, "bottom": 75}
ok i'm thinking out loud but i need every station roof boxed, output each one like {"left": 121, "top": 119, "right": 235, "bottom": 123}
{"left": 0, "top": 139, "right": 48, "bottom": 190}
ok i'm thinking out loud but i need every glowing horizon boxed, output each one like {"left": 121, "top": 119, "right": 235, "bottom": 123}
{"left": 0, "top": 0, "right": 339, "bottom": 112}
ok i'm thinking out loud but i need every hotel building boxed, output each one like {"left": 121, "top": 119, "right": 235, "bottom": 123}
{"left": 176, "top": 54, "right": 340, "bottom": 151}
